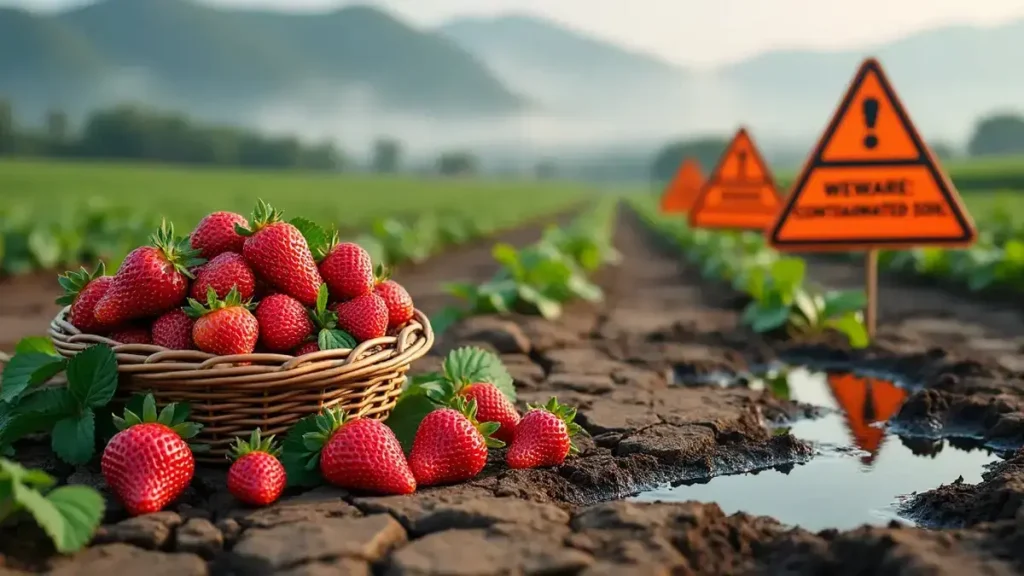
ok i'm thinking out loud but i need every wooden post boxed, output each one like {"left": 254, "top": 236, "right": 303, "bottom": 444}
{"left": 865, "top": 249, "right": 878, "bottom": 338}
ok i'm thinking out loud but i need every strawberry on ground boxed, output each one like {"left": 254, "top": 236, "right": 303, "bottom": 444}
{"left": 189, "top": 252, "right": 256, "bottom": 301}
{"left": 151, "top": 309, "right": 195, "bottom": 350}
{"left": 332, "top": 292, "right": 388, "bottom": 342}
{"left": 185, "top": 286, "right": 259, "bottom": 355}
{"left": 255, "top": 293, "right": 313, "bottom": 352}
{"left": 109, "top": 325, "right": 153, "bottom": 345}
{"left": 374, "top": 272, "right": 414, "bottom": 331}
{"left": 302, "top": 408, "right": 416, "bottom": 495}
{"left": 408, "top": 396, "right": 503, "bottom": 487}
{"left": 94, "top": 220, "right": 205, "bottom": 326}
{"left": 506, "top": 397, "right": 587, "bottom": 469}
{"left": 57, "top": 262, "right": 114, "bottom": 333}
{"left": 190, "top": 211, "right": 247, "bottom": 259}
{"left": 101, "top": 394, "right": 203, "bottom": 516}
{"left": 319, "top": 239, "right": 374, "bottom": 300}
{"left": 235, "top": 199, "right": 322, "bottom": 306}
{"left": 226, "top": 429, "right": 286, "bottom": 507}
{"left": 458, "top": 382, "right": 520, "bottom": 444}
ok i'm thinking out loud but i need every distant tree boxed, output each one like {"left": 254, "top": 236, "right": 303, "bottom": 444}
{"left": 650, "top": 136, "right": 730, "bottom": 184}
{"left": 437, "top": 151, "right": 477, "bottom": 176}
{"left": 928, "top": 141, "right": 956, "bottom": 161}
{"left": 535, "top": 159, "right": 558, "bottom": 180}
{"left": 0, "top": 99, "right": 14, "bottom": 155}
{"left": 968, "top": 112, "right": 1024, "bottom": 157}
{"left": 371, "top": 138, "right": 401, "bottom": 173}
{"left": 45, "top": 110, "right": 69, "bottom": 143}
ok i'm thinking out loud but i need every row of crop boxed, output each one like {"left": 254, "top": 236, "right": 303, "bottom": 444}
{"left": 429, "top": 196, "right": 621, "bottom": 334}
{"left": 631, "top": 200, "right": 869, "bottom": 348}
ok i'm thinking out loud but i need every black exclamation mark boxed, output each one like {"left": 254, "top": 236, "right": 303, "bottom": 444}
{"left": 863, "top": 98, "right": 879, "bottom": 149}
{"left": 737, "top": 150, "right": 747, "bottom": 179}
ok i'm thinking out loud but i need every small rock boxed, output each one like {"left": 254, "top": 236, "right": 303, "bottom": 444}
{"left": 46, "top": 544, "right": 207, "bottom": 576}
{"left": 450, "top": 316, "right": 532, "bottom": 355}
{"left": 276, "top": 560, "right": 371, "bottom": 576}
{"left": 92, "top": 512, "right": 182, "bottom": 549}
{"left": 175, "top": 517, "right": 223, "bottom": 559}
{"left": 226, "top": 486, "right": 360, "bottom": 528}
{"left": 215, "top": 518, "right": 242, "bottom": 545}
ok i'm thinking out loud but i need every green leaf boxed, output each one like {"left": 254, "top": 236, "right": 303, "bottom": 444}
{"left": 51, "top": 410, "right": 95, "bottom": 466}
{"left": 14, "top": 482, "right": 104, "bottom": 554}
{"left": 750, "top": 304, "right": 792, "bottom": 333}
{"left": 828, "top": 313, "right": 871, "bottom": 349}
{"left": 1, "top": 389, "right": 78, "bottom": 445}
{"left": 441, "top": 347, "right": 516, "bottom": 403}
{"left": 384, "top": 394, "right": 439, "bottom": 454}
{"left": 1, "top": 353, "right": 66, "bottom": 404}
{"left": 290, "top": 217, "right": 329, "bottom": 257}
{"left": 14, "top": 337, "right": 56, "bottom": 355}
{"left": 318, "top": 329, "right": 357, "bottom": 351}
{"left": 822, "top": 290, "right": 868, "bottom": 318}
{"left": 280, "top": 414, "right": 325, "bottom": 488}
{"left": 429, "top": 306, "right": 466, "bottom": 336}
{"left": 65, "top": 345, "right": 118, "bottom": 409}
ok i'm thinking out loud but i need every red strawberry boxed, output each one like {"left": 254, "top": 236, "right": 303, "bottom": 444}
{"left": 94, "top": 221, "right": 205, "bottom": 326}
{"left": 57, "top": 262, "right": 113, "bottom": 333}
{"left": 235, "top": 200, "right": 322, "bottom": 306}
{"left": 293, "top": 341, "right": 320, "bottom": 356}
{"left": 190, "top": 211, "right": 247, "bottom": 259}
{"left": 189, "top": 252, "right": 256, "bottom": 302}
{"left": 185, "top": 286, "right": 259, "bottom": 355}
{"left": 101, "top": 394, "right": 203, "bottom": 516}
{"left": 331, "top": 292, "right": 388, "bottom": 342}
{"left": 459, "top": 383, "right": 520, "bottom": 444}
{"left": 109, "top": 325, "right": 152, "bottom": 345}
{"left": 227, "top": 429, "right": 286, "bottom": 507}
{"left": 255, "top": 294, "right": 313, "bottom": 352}
{"left": 319, "top": 240, "right": 374, "bottom": 300}
{"left": 151, "top": 309, "right": 195, "bottom": 350}
{"left": 304, "top": 408, "right": 416, "bottom": 495}
{"left": 374, "top": 279, "right": 414, "bottom": 331}
{"left": 506, "top": 397, "right": 587, "bottom": 469}
{"left": 408, "top": 396, "right": 502, "bottom": 487}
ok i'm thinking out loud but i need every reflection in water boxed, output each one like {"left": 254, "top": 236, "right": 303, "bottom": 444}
{"left": 634, "top": 368, "right": 1003, "bottom": 532}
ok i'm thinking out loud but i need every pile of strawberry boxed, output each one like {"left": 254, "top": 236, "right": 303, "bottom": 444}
{"left": 58, "top": 199, "right": 415, "bottom": 355}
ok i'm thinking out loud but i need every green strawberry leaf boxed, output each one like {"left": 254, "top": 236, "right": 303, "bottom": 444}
{"left": 1, "top": 353, "right": 66, "bottom": 404}
{"left": 318, "top": 329, "right": 357, "bottom": 351}
{"left": 441, "top": 347, "right": 516, "bottom": 403}
{"left": 281, "top": 414, "right": 325, "bottom": 488}
{"left": 51, "top": 409, "right": 95, "bottom": 466}
{"left": 0, "top": 389, "right": 78, "bottom": 446}
{"left": 290, "top": 217, "right": 330, "bottom": 258}
{"left": 15, "top": 337, "right": 57, "bottom": 355}
{"left": 384, "top": 393, "right": 439, "bottom": 454}
{"left": 428, "top": 306, "right": 466, "bottom": 337}
{"left": 66, "top": 345, "right": 118, "bottom": 409}
{"left": 13, "top": 481, "right": 104, "bottom": 554}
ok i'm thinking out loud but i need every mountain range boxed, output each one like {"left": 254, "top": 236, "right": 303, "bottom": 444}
{"left": 1, "top": 0, "right": 1022, "bottom": 159}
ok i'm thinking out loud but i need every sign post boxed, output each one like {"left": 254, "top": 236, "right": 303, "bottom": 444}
{"left": 659, "top": 158, "right": 705, "bottom": 214}
{"left": 766, "top": 58, "right": 977, "bottom": 338}
{"left": 689, "top": 128, "right": 783, "bottom": 230}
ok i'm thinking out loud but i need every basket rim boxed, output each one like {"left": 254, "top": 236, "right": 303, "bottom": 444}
{"left": 48, "top": 306, "right": 434, "bottom": 385}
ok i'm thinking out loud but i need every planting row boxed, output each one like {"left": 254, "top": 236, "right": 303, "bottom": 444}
{"left": 431, "top": 195, "right": 621, "bottom": 333}
{"left": 632, "top": 198, "right": 870, "bottom": 348}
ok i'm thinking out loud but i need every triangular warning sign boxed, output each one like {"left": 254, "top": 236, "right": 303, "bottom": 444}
{"left": 659, "top": 158, "right": 704, "bottom": 214}
{"left": 688, "top": 128, "right": 783, "bottom": 230}
{"left": 768, "top": 58, "right": 977, "bottom": 251}
{"left": 827, "top": 373, "right": 907, "bottom": 465}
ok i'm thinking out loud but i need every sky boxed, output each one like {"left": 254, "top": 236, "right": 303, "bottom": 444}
{"left": 4, "top": 0, "right": 1024, "bottom": 66}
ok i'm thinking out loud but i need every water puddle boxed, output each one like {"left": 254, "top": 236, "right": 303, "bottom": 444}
{"left": 632, "top": 367, "right": 1003, "bottom": 532}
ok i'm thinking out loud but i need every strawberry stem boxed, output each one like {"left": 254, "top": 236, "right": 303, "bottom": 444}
{"left": 299, "top": 407, "right": 352, "bottom": 469}
{"left": 448, "top": 396, "right": 505, "bottom": 449}
{"left": 152, "top": 219, "right": 206, "bottom": 280}
{"left": 235, "top": 198, "right": 285, "bottom": 237}
{"left": 227, "top": 428, "right": 281, "bottom": 462}
{"left": 307, "top": 284, "right": 339, "bottom": 330}
{"left": 111, "top": 393, "right": 205, "bottom": 441}
{"left": 55, "top": 261, "right": 106, "bottom": 306}
{"left": 184, "top": 286, "right": 253, "bottom": 319}
{"left": 374, "top": 263, "right": 392, "bottom": 283}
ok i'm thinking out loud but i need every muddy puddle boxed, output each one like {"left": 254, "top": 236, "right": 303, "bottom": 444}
{"left": 632, "top": 367, "right": 1004, "bottom": 532}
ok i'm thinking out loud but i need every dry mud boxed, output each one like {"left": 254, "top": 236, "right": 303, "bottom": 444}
{"left": 3, "top": 205, "right": 1024, "bottom": 575}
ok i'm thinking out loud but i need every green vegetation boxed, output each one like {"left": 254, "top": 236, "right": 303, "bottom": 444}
{"left": 0, "top": 158, "right": 586, "bottom": 276}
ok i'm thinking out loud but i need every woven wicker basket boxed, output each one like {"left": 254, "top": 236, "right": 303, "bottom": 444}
{"left": 48, "top": 306, "right": 433, "bottom": 462}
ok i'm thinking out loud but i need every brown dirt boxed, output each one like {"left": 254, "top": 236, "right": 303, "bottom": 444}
{"left": 4, "top": 203, "right": 1024, "bottom": 574}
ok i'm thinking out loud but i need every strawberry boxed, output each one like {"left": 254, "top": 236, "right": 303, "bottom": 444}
{"left": 227, "top": 429, "right": 286, "bottom": 507}
{"left": 190, "top": 211, "right": 247, "bottom": 259}
{"left": 56, "top": 262, "right": 113, "bottom": 333}
{"left": 151, "top": 309, "right": 195, "bottom": 350}
{"left": 255, "top": 293, "right": 313, "bottom": 352}
{"left": 189, "top": 252, "right": 256, "bottom": 302}
{"left": 374, "top": 277, "right": 414, "bottom": 331}
{"left": 332, "top": 292, "right": 388, "bottom": 342}
{"left": 293, "top": 341, "right": 320, "bottom": 356}
{"left": 303, "top": 408, "right": 416, "bottom": 495}
{"left": 506, "top": 397, "right": 587, "bottom": 469}
{"left": 458, "top": 382, "right": 520, "bottom": 444}
{"left": 185, "top": 286, "right": 259, "bottom": 356}
{"left": 94, "top": 220, "right": 205, "bottom": 326}
{"left": 109, "top": 325, "right": 152, "bottom": 345}
{"left": 101, "top": 394, "right": 203, "bottom": 516}
{"left": 408, "top": 396, "right": 503, "bottom": 487}
{"left": 319, "top": 239, "right": 374, "bottom": 301}
{"left": 235, "top": 199, "right": 322, "bottom": 306}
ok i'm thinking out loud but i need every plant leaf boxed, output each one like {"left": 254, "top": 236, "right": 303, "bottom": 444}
{"left": 280, "top": 414, "right": 325, "bottom": 488}
{"left": 13, "top": 482, "right": 104, "bottom": 554}
{"left": 384, "top": 394, "right": 438, "bottom": 454}
{"left": 51, "top": 410, "right": 95, "bottom": 466}
{"left": 65, "top": 345, "right": 118, "bottom": 409}
{"left": 441, "top": 347, "right": 516, "bottom": 403}
{"left": 318, "top": 329, "right": 357, "bottom": 351}
{"left": 290, "top": 217, "right": 329, "bottom": 257}
{"left": 1, "top": 354, "right": 66, "bottom": 404}
{"left": 14, "top": 337, "right": 57, "bottom": 355}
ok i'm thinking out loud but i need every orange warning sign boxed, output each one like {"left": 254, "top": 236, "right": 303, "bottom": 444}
{"left": 688, "top": 128, "right": 782, "bottom": 230}
{"left": 827, "top": 373, "right": 907, "bottom": 465}
{"left": 768, "top": 58, "right": 976, "bottom": 251}
{"left": 659, "top": 158, "right": 704, "bottom": 214}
